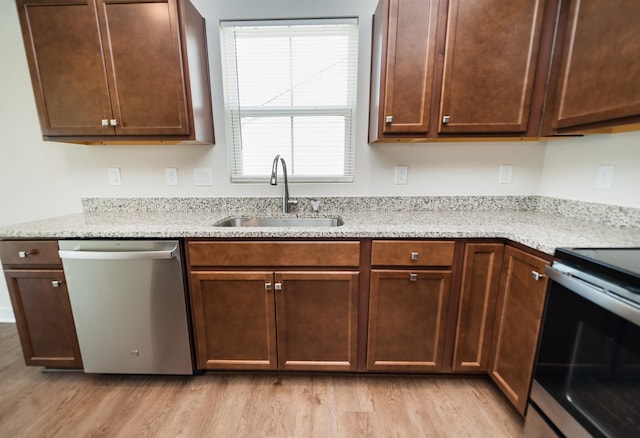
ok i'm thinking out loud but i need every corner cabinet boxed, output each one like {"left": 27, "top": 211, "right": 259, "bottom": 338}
{"left": 187, "top": 241, "right": 360, "bottom": 372}
{"left": 16, "top": 0, "right": 214, "bottom": 144}
{"left": 369, "top": 0, "right": 557, "bottom": 141}
{"left": 488, "top": 245, "right": 550, "bottom": 415}
{"left": 542, "top": 0, "right": 640, "bottom": 134}
{"left": 0, "top": 240, "right": 83, "bottom": 369}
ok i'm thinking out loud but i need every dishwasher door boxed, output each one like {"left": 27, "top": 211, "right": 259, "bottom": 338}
{"left": 58, "top": 240, "right": 193, "bottom": 375}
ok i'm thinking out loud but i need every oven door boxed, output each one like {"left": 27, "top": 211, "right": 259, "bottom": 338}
{"left": 530, "top": 264, "right": 640, "bottom": 438}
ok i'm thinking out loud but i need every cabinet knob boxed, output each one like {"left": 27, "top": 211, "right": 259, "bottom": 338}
{"left": 442, "top": 115, "right": 450, "bottom": 124}
{"left": 265, "top": 282, "right": 272, "bottom": 291}
{"left": 531, "top": 271, "right": 546, "bottom": 281}
{"left": 51, "top": 280, "right": 64, "bottom": 288}
{"left": 274, "top": 283, "right": 282, "bottom": 291}
{"left": 410, "top": 252, "right": 420, "bottom": 261}
{"left": 385, "top": 115, "right": 393, "bottom": 124}
{"left": 18, "top": 251, "right": 34, "bottom": 258}
{"left": 409, "top": 273, "right": 418, "bottom": 282}
{"left": 109, "top": 119, "right": 118, "bottom": 127}
{"left": 101, "top": 119, "right": 110, "bottom": 128}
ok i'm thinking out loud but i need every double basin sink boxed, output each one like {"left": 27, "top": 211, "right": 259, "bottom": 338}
{"left": 215, "top": 217, "right": 344, "bottom": 227}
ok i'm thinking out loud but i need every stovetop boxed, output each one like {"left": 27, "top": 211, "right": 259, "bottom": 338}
{"left": 555, "top": 247, "right": 640, "bottom": 292}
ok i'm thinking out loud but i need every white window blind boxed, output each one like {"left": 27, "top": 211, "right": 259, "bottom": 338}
{"left": 220, "top": 19, "right": 359, "bottom": 182}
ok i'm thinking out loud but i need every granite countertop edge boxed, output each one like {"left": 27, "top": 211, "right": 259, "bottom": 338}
{"left": 2, "top": 208, "right": 639, "bottom": 256}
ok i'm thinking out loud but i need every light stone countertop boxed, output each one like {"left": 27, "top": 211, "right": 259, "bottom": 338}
{"left": 1, "top": 207, "right": 639, "bottom": 255}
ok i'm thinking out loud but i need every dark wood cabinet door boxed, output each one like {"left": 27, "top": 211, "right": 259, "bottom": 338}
{"left": 452, "top": 243, "right": 503, "bottom": 372}
{"left": 371, "top": 0, "right": 439, "bottom": 139}
{"left": 438, "top": 0, "right": 547, "bottom": 134}
{"left": 547, "top": 0, "right": 640, "bottom": 131}
{"left": 5, "top": 269, "right": 83, "bottom": 368}
{"left": 16, "top": 0, "right": 114, "bottom": 136}
{"left": 488, "top": 246, "right": 549, "bottom": 415}
{"left": 189, "top": 271, "right": 277, "bottom": 370}
{"left": 367, "top": 270, "right": 451, "bottom": 372}
{"left": 275, "top": 271, "right": 359, "bottom": 371}
{"left": 97, "top": 0, "right": 190, "bottom": 136}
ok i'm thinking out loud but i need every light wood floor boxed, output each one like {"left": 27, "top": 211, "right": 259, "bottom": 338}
{"left": 0, "top": 323, "right": 523, "bottom": 437}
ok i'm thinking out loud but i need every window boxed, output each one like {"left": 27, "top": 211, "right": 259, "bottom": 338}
{"left": 220, "top": 19, "right": 359, "bottom": 182}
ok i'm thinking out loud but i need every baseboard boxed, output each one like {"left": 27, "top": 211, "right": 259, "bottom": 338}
{"left": 0, "top": 306, "right": 15, "bottom": 323}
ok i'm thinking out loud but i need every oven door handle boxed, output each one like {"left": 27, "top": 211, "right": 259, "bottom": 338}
{"left": 546, "top": 265, "right": 640, "bottom": 326}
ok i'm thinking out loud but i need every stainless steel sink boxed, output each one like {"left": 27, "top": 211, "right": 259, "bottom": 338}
{"left": 214, "top": 217, "right": 344, "bottom": 227}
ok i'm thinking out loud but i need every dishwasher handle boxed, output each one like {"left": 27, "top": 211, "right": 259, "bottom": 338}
{"left": 59, "top": 246, "right": 178, "bottom": 261}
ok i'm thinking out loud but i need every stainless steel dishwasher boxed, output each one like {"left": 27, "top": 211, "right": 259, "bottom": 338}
{"left": 58, "top": 240, "right": 193, "bottom": 375}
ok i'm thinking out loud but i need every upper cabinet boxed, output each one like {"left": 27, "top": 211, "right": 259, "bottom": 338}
{"left": 369, "top": 0, "right": 557, "bottom": 142}
{"left": 542, "top": 0, "right": 640, "bottom": 134}
{"left": 16, "top": 0, "right": 214, "bottom": 144}
{"left": 369, "top": 0, "right": 439, "bottom": 139}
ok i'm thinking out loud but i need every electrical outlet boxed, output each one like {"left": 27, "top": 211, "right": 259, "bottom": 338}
{"left": 498, "top": 165, "right": 513, "bottom": 184}
{"left": 194, "top": 167, "right": 213, "bottom": 186}
{"left": 165, "top": 167, "right": 179, "bottom": 186}
{"left": 595, "top": 165, "right": 615, "bottom": 189}
{"left": 394, "top": 165, "right": 409, "bottom": 185}
{"left": 107, "top": 167, "right": 121, "bottom": 186}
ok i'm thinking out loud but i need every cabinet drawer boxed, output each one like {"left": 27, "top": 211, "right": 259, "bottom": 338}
{"left": 188, "top": 241, "right": 361, "bottom": 267}
{"left": 0, "top": 240, "right": 61, "bottom": 267}
{"left": 371, "top": 240, "right": 455, "bottom": 267}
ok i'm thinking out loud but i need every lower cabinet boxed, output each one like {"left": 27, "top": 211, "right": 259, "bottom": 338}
{"left": 1, "top": 241, "right": 82, "bottom": 369}
{"left": 367, "top": 240, "right": 456, "bottom": 372}
{"left": 452, "top": 243, "right": 504, "bottom": 372}
{"left": 187, "top": 240, "right": 361, "bottom": 372}
{"left": 367, "top": 270, "right": 451, "bottom": 372}
{"left": 488, "top": 245, "right": 550, "bottom": 415}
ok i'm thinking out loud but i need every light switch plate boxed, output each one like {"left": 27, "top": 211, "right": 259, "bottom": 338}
{"left": 595, "top": 165, "right": 615, "bottom": 189}
{"left": 394, "top": 165, "right": 409, "bottom": 185}
{"left": 107, "top": 167, "right": 121, "bottom": 186}
{"left": 498, "top": 165, "right": 513, "bottom": 184}
{"left": 194, "top": 167, "right": 213, "bottom": 186}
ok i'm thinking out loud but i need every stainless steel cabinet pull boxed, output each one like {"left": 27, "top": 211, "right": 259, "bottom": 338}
{"left": 410, "top": 252, "right": 419, "bottom": 261}
{"left": 109, "top": 119, "right": 118, "bottom": 127}
{"left": 101, "top": 119, "right": 109, "bottom": 127}
{"left": 18, "top": 251, "right": 33, "bottom": 258}
{"left": 265, "top": 282, "right": 272, "bottom": 291}
{"left": 531, "top": 271, "right": 546, "bottom": 281}
{"left": 274, "top": 283, "right": 282, "bottom": 291}
{"left": 385, "top": 115, "right": 393, "bottom": 123}
{"left": 442, "top": 115, "right": 450, "bottom": 124}
{"left": 409, "top": 273, "right": 418, "bottom": 282}
{"left": 51, "top": 280, "right": 64, "bottom": 288}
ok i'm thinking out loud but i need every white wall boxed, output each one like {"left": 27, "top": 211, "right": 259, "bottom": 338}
{"left": 540, "top": 132, "right": 640, "bottom": 208}
{"left": 1, "top": 0, "right": 640, "bottom": 321}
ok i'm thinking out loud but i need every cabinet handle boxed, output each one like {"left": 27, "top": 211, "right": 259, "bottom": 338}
{"left": 385, "top": 115, "right": 393, "bottom": 124}
{"left": 109, "top": 119, "right": 118, "bottom": 127}
{"left": 531, "top": 271, "right": 546, "bottom": 281}
{"left": 274, "top": 283, "right": 282, "bottom": 291}
{"left": 51, "top": 280, "right": 64, "bottom": 288}
{"left": 409, "top": 273, "right": 418, "bottom": 282}
{"left": 442, "top": 115, "right": 450, "bottom": 124}
{"left": 265, "top": 282, "right": 272, "bottom": 291}
{"left": 18, "top": 251, "right": 34, "bottom": 258}
{"left": 410, "top": 252, "right": 419, "bottom": 261}
{"left": 101, "top": 119, "right": 109, "bottom": 127}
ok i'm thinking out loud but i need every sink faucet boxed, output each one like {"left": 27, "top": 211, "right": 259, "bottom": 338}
{"left": 270, "top": 155, "right": 298, "bottom": 213}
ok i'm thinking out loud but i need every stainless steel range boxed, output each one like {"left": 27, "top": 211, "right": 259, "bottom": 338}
{"left": 525, "top": 248, "right": 640, "bottom": 437}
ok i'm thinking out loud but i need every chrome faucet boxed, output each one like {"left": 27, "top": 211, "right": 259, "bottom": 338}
{"left": 270, "top": 155, "right": 298, "bottom": 213}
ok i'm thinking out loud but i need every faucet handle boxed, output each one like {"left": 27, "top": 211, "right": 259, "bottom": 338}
{"left": 288, "top": 199, "right": 299, "bottom": 208}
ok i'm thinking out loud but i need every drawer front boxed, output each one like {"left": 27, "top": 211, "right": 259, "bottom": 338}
{"left": 0, "top": 240, "right": 62, "bottom": 267}
{"left": 188, "top": 241, "right": 361, "bottom": 268}
{"left": 371, "top": 240, "right": 455, "bottom": 267}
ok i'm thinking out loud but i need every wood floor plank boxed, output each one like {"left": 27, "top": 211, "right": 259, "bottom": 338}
{"left": 0, "top": 324, "right": 524, "bottom": 437}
